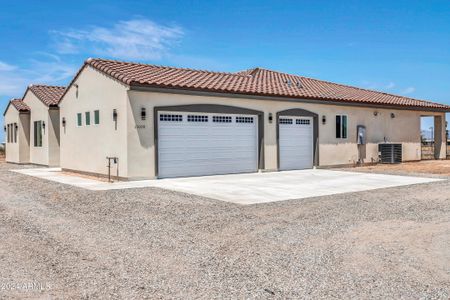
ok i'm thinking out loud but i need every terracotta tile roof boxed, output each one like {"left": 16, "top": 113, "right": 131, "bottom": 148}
{"left": 28, "top": 84, "right": 66, "bottom": 106}
{"left": 11, "top": 99, "right": 30, "bottom": 112}
{"left": 3, "top": 98, "right": 30, "bottom": 116}
{"left": 77, "top": 58, "right": 449, "bottom": 111}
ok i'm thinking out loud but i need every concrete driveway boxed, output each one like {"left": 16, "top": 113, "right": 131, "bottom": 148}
{"left": 146, "top": 169, "right": 441, "bottom": 204}
{"left": 14, "top": 168, "right": 441, "bottom": 204}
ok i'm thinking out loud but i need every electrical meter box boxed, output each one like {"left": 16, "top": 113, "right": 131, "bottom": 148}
{"left": 357, "top": 125, "right": 366, "bottom": 145}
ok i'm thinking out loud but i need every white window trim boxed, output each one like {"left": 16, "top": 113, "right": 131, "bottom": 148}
{"left": 77, "top": 113, "right": 83, "bottom": 127}
{"left": 85, "top": 111, "right": 91, "bottom": 126}
{"left": 91, "top": 110, "right": 100, "bottom": 126}
{"left": 336, "top": 114, "right": 348, "bottom": 139}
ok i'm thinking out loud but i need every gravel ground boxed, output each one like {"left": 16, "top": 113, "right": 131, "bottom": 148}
{"left": 0, "top": 162, "right": 449, "bottom": 299}
{"left": 341, "top": 160, "right": 450, "bottom": 178}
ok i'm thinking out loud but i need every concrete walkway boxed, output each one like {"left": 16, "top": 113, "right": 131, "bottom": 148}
{"left": 12, "top": 168, "right": 443, "bottom": 205}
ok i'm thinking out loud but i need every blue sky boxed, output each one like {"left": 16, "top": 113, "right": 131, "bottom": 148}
{"left": 1, "top": 0, "right": 449, "bottom": 140}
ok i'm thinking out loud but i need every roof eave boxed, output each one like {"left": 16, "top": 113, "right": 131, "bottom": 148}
{"left": 129, "top": 83, "right": 450, "bottom": 113}
{"left": 2, "top": 102, "right": 11, "bottom": 116}
{"left": 59, "top": 61, "right": 131, "bottom": 105}
{"left": 3, "top": 103, "right": 30, "bottom": 116}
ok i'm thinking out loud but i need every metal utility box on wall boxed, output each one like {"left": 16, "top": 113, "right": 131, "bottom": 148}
{"left": 357, "top": 125, "right": 366, "bottom": 145}
{"left": 378, "top": 143, "right": 402, "bottom": 163}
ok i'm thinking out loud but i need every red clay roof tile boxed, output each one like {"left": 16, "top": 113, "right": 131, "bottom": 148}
{"left": 77, "top": 58, "right": 450, "bottom": 110}
{"left": 28, "top": 85, "right": 66, "bottom": 106}
{"left": 10, "top": 99, "right": 30, "bottom": 112}
{"left": 3, "top": 98, "right": 30, "bottom": 116}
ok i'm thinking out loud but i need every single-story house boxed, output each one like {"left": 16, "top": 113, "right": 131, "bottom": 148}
{"left": 4, "top": 85, "right": 65, "bottom": 166}
{"left": 57, "top": 58, "right": 450, "bottom": 180}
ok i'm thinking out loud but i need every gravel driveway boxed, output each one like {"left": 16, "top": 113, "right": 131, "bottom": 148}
{"left": 0, "top": 162, "right": 449, "bottom": 299}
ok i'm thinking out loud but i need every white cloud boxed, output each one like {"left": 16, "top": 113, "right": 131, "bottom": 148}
{"left": 360, "top": 80, "right": 378, "bottom": 90}
{"left": 0, "top": 56, "right": 77, "bottom": 97}
{"left": 52, "top": 18, "right": 184, "bottom": 60}
{"left": 0, "top": 61, "right": 16, "bottom": 72}
{"left": 360, "top": 81, "right": 419, "bottom": 96}
{"left": 402, "top": 87, "right": 416, "bottom": 94}
{"left": 361, "top": 81, "right": 397, "bottom": 91}
{"left": 0, "top": 18, "right": 186, "bottom": 98}
{"left": 385, "top": 82, "right": 395, "bottom": 89}
{"left": 0, "top": 72, "right": 27, "bottom": 96}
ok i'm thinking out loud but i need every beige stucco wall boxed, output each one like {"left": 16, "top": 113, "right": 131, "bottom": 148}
{"left": 126, "top": 90, "right": 446, "bottom": 179}
{"left": 59, "top": 66, "right": 129, "bottom": 177}
{"left": 48, "top": 109, "right": 60, "bottom": 166}
{"left": 22, "top": 91, "right": 60, "bottom": 166}
{"left": 4, "top": 106, "right": 30, "bottom": 163}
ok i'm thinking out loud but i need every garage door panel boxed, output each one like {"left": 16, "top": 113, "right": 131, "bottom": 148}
{"left": 160, "top": 161, "right": 256, "bottom": 177}
{"left": 158, "top": 112, "right": 258, "bottom": 178}
{"left": 279, "top": 116, "right": 313, "bottom": 171}
{"left": 159, "top": 151, "right": 256, "bottom": 162}
{"left": 160, "top": 158, "right": 257, "bottom": 168}
{"left": 159, "top": 140, "right": 256, "bottom": 150}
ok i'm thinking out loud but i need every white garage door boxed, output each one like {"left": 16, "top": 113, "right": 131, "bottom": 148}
{"left": 279, "top": 116, "right": 313, "bottom": 170}
{"left": 158, "top": 111, "right": 258, "bottom": 178}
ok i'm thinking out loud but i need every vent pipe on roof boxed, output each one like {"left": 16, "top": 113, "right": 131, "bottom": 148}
{"left": 285, "top": 79, "right": 302, "bottom": 88}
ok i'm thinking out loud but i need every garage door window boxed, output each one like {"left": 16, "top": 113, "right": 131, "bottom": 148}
{"left": 213, "top": 116, "right": 232, "bottom": 123}
{"left": 279, "top": 118, "right": 293, "bottom": 124}
{"left": 296, "top": 119, "right": 310, "bottom": 125}
{"left": 187, "top": 115, "right": 208, "bottom": 122}
{"left": 336, "top": 115, "right": 348, "bottom": 139}
{"left": 160, "top": 114, "right": 182, "bottom": 122}
{"left": 236, "top": 116, "right": 254, "bottom": 123}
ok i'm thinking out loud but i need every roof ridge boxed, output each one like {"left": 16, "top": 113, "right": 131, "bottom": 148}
{"left": 88, "top": 58, "right": 243, "bottom": 76}
{"left": 26, "top": 84, "right": 67, "bottom": 106}
{"left": 30, "top": 84, "right": 66, "bottom": 89}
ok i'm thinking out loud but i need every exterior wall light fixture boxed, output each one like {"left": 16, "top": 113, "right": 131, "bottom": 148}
{"left": 74, "top": 84, "right": 79, "bottom": 98}
{"left": 268, "top": 113, "right": 273, "bottom": 123}
{"left": 390, "top": 113, "right": 395, "bottom": 118}
{"left": 322, "top": 115, "right": 326, "bottom": 124}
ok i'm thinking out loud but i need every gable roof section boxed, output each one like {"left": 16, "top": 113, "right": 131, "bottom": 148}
{"left": 26, "top": 84, "right": 66, "bottom": 106}
{"left": 3, "top": 99, "right": 30, "bottom": 116}
{"left": 63, "top": 58, "right": 450, "bottom": 111}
